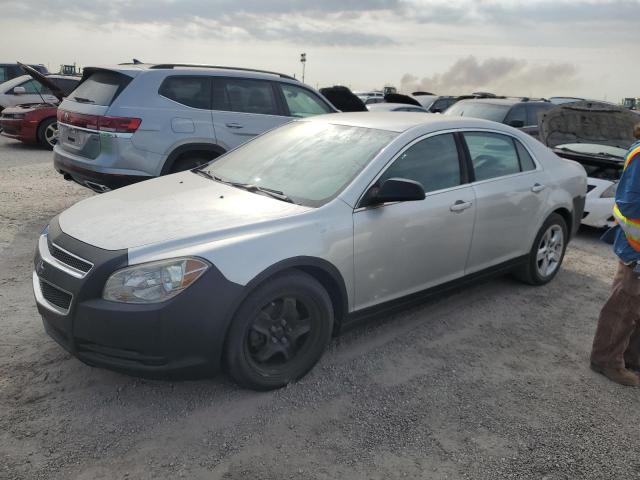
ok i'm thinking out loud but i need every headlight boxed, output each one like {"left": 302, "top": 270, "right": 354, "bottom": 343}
{"left": 600, "top": 183, "right": 618, "bottom": 198}
{"left": 103, "top": 257, "right": 209, "bottom": 303}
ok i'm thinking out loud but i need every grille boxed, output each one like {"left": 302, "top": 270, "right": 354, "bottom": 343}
{"left": 39, "top": 280, "right": 72, "bottom": 311}
{"left": 50, "top": 243, "right": 92, "bottom": 273}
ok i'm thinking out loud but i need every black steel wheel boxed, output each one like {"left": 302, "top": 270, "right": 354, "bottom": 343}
{"left": 225, "top": 271, "right": 333, "bottom": 390}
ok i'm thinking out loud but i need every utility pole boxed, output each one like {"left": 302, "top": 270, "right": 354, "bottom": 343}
{"left": 300, "top": 53, "right": 307, "bottom": 83}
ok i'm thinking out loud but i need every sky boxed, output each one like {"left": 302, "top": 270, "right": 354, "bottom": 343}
{"left": 0, "top": 0, "right": 638, "bottom": 101}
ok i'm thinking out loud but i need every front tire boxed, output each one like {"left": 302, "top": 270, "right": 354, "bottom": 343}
{"left": 514, "top": 213, "right": 568, "bottom": 285}
{"left": 37, "top": 118, "right": 58, "bottom": 150}
{"left": 225, "top": 271, "right": 334, "bottom": 390}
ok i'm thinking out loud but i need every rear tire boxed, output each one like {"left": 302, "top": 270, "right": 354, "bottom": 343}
{"left": 514, "top": 213, "right": 568, "bottom": 285}
{"left": 37, "top": 118, "right": 58, "bottom": 150}
{"left": 169, "top": 155, "right": 215, "bottom": 173}
{"left": 225, "top": 271, "right": 334, "bottom": 390}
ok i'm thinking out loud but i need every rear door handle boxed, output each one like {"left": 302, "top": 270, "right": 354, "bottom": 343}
{"left": 450, "top": 200, "right": 473, "bottom": 212}
{"left": 226, "top": 123, "right": 243, "bottom": 129}
{"left": 531, "top": 183, "right": 546, "bottom": 193}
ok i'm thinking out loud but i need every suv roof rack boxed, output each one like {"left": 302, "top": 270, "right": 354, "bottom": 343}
{"left": 148, "top": 64, "right": 297, "bottom": 81}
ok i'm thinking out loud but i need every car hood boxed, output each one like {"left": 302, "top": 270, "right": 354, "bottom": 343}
{"left": 540, "top": 101, "right": 638, "bottom": 149}
{"left": 17, "top": 62, "right": 66, "bottom": 101}
{"left": 2, "top": 103, "right": 54, "bottom": 114}
{"left": 58, "top": 171, "right": 312, "bottom": 251}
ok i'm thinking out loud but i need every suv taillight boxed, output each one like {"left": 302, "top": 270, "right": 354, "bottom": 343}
{"left": 57, "top": 110, "right": 141, "bottom": 133}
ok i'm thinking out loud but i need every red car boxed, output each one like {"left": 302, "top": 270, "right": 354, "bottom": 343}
{"left": 0, "top": 73, "right": 79, "bottom": 149}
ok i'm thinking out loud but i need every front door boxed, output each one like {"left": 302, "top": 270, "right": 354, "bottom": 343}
{"left": 353, "top": 132, "right": 476, "bottom": 310}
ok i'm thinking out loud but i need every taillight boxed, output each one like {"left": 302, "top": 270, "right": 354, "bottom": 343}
{"left": 98, "top": 116, "right": 141, "bottom": 133}
{"left": 57, "top": 110, "right": 141, "bottom": 133}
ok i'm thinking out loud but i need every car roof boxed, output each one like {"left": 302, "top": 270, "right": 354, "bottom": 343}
{"left": 456, "top": 98, "right": 549, "bottom": 106}
{"left": 306, "top": 111, "right": 507, "bottom": 133}
{"left": 367, "top": 103, "right": 427, "bottom": 111}
{"left": 84, "top": 64, "right": 298, "bottom": 82}
{"left": 45, "top": 74, "right": 81, "bottom": 80}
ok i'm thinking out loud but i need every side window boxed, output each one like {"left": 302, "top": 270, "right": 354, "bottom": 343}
{"left": 280, "top": 84, "right": 332, "bottom": 117}
{"left": 20, "top": 80, "right": 51, "bottom": 94}
{"left": 216, "top": 78, "right": 279, "bottom": 115}
{"left": 504, "top": 104, "right": 526, "bottom": 127}
{"left": 378, "top": 133, "right": 461, "bottom": 193}
{"left": 0, "top": 67, "right": 7, "bottom": 82}
{"left": 158, "top": 76, "right": 211, "bottom": 109}
{"left": 515, "top": 140, "right": 537, "bottom": 171}
{"left": 464, "top": 132, "right": 521, "bottom": 181}
{"left": 526, "top": 104, "right": 552, "bottom": 127}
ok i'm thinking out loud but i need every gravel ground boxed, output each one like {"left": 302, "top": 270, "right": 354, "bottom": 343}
{"left": 1, "top": 135, "right": 639, "bottom": 480}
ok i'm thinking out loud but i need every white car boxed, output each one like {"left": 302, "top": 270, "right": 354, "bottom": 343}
{"left": 540, "top": 102, "right": 638, "bottom": 228}
{"left": 0, "top": 74, "right": 58, "bottom": 111}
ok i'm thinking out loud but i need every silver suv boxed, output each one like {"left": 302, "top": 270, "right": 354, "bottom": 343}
{"left": 35, "top": 113, "right": 587, "bottom": 390}
{"left": 53, "top": 63, "right": 337, "bottom": 192}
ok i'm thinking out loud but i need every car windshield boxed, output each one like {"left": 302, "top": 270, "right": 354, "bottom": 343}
{"left": 556, "top": 143, "right": 627, "bottom": 159}
{"left": 445, "top": 102, "right": 510, "bottom": 122}
{"left": 202, "top": 121, "right": 397, "bottom": 207}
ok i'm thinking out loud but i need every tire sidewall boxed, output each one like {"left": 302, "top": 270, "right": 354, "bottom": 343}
{"left": 225, "top": 271, "right": 334, "bottom": 390}
{"left": 528, "top": 213, "right": 568, "bottom": 285}
{"left": 37, "top": 118, "right": 57, "bottom": 150}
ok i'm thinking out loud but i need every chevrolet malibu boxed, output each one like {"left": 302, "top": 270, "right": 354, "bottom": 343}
{"left": 33, "top": 113, "right": 587, "bottom": 390}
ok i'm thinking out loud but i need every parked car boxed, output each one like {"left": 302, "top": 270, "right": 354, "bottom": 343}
{"left": 367, "top": 102, "right": 427, "bottom": 112}
{"left": 444, "top": 98, "right": 554, "bottom": 138}
{"left": 53, "top": 63, "right": 337, "bottom": 193}
{"left": 0, "top": 72, "right": 80, "bottom": 149}
{"left": 0, "top": 74, "right": 59, "bottom": 112}
{"left": 413, "top": 94, "right": 458, "bottom": 113}
{"left": 34, "top": 112, "right": 586, "bottom": 390}
{"left": 0, "top": 63, "right": 47, "bottom": 83}
{"left": 319, "top": 86, "right": 367, "bottom": 112}
{"left": 540, "top": 101, "right": 638, "bottom": 228}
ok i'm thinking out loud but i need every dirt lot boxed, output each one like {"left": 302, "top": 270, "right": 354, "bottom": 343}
{"left": 1, "top": 135, "right": 639, "bottom": 480}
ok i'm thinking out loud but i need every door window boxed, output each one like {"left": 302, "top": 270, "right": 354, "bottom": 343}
{"left": 464, "top": 132, "right": 522, "bottom": 181}
{"left": 526, "top": 103, "right": 553, "bottom": 127}
{"left": 378, "top": 133, "right": 461, "bottom": 193}
{"left": 158, "top": 76, "right": 211, "bottom": 109}
{"left": 213, "top": 78, "right": 279, "bottom": 115}
{"left": 0, "top": 67, "right": 7, "bottom": 82}
{"left": 280, "top": 84, "right": 332, "bottom": 117}
{"left": 504, "top": 104, "right": 526, "bottom": 127}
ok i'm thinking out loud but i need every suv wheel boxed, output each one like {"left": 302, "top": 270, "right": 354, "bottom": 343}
{"left": 38, "top": 118, "right": 58, "bottom": 150}
{"left": 514, "top": 213, "right": 567, "bottom": 285}
{"left": 169, "top": 155, "right": 214, "bottom": 173}
{"left": 225, "top": 271, "right": 334, "bottom": 390}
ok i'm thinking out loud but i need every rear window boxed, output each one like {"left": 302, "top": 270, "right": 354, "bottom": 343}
{"left": 445, "top": 102, "right": 510, "bottom": 123}
{"left": 70, "top": 71, "right": 132, "bottom": 106}
{"left": 159, "top": 76, "right": 211, "bottom": 109}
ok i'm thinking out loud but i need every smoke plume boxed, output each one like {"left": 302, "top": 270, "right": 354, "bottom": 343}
{"left": 400, "top": 56, "right": 579, "bottom": 97}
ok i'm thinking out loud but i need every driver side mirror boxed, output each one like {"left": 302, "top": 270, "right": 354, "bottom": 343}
{"left": 363, "top": 178, "right": 425, "bottom": 207}
{"left": 508, "top": 120, "right": 524, "bottom": 128}
{"left": 12, "top": 86, "right": 26, "bottom": 95}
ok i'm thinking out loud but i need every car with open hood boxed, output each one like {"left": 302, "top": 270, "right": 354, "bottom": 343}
{"left": 0, "top": 64, "right": 80, "bottom": 148}
{"left": 540, "top": 101, "right": 639, "bottom": 228}
{"left": 33, "top": 112, "right": 586, "bottom": 390}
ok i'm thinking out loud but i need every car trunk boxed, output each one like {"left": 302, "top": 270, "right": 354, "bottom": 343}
{"left": 56, "top": 69, "right": 134, "bottom": 159}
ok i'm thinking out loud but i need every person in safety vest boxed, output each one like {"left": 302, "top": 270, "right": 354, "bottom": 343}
{"left": 591, "top": 123, "right": 640, "bottom": 386}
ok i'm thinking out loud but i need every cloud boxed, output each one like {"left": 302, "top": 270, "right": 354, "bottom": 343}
{"left": 400, "top": 56, "right": 579, "bottom": 96}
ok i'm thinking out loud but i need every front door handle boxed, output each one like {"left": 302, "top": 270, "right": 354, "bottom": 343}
{"left": 531, "top": 183, "right": 546, "bottom": 193}
{"left": 226, "top": 123, "right": 243, "bottom": 129}
{"left": 450, "top": 200, "right": 473, "bottom": 213}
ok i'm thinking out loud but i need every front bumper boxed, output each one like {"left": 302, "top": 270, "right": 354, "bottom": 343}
{"left": 0, "top": 118, "right": 29, "bottom": 142}
{"left": 582, "top": 196, "right": 615, "bottom": 229}
{"left": 33, "top": 217, "right": 244, "bottom": 377}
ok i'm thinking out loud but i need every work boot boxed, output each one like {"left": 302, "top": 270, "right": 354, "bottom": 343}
{"left": 591, "top": 363, "right": 640, "bottom": 386}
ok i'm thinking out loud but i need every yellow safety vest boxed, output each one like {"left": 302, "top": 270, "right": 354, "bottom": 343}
{"left": 613, "top": 144, "right": 640, "bottom": 251}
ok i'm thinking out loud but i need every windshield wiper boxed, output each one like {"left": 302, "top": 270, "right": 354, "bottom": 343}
{"left": 196, "top": 172, "right": 294, "bottom": 203}
{"left": 73, "top": 96, "right": 94, "bottom": 103}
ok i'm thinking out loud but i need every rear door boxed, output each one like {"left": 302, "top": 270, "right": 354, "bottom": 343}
{"left": 353, "top": 132, "right": 476, "bottom": 310}
{"left": 462, "top": 131, "right": 549, "bottom": 274}
{"left": 210, "top": 77, "right": 290, "bottom": 151}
